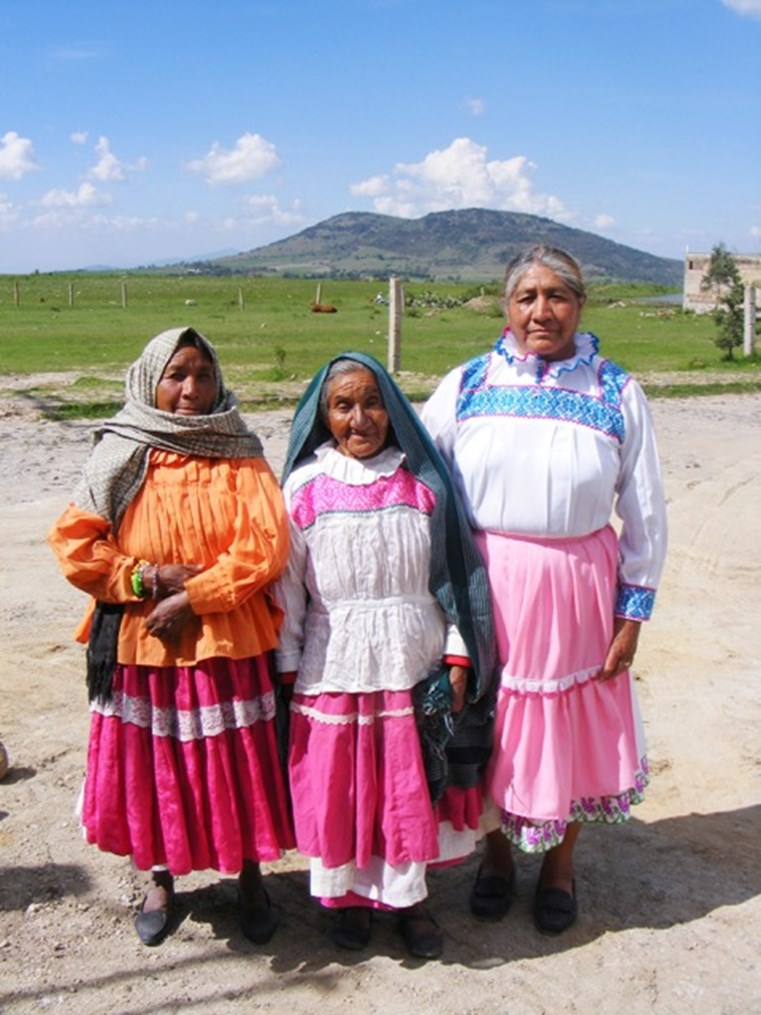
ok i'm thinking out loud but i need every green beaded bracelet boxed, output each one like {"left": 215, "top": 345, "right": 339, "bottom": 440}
{"left": 130, "top": 559, "right": 150, "bottom": 598}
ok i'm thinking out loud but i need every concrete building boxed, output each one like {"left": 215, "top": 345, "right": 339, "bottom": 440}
{"left": 684, "top": 252, "right": 761, "bottom": 312}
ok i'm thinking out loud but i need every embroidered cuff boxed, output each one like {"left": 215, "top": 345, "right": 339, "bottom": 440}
{"left": 615, "top": 583, "right": 656, "bottom": 621}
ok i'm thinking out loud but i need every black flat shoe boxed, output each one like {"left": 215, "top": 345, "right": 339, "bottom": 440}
{"left": 240, "top": 887, "right": 278, "bottom": 944}
{"left": 399, "top": 907, "right": 443, "bottom": 960}
{"left": 329, "top": 907, "right": 372, "bottom": 951}
{"left": 469, "top": 864, "right": 516, "bottom": 920}
{"left": 533, "top": 879, "right": 578, "bottom": 935}
{"left": 135, "top": 885, "right": 174, "bottom": 946}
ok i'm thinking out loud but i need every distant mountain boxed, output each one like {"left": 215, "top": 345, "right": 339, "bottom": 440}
{"left": 80, "top": 248, "right": 240, "bottom": 273}
{"left": 205, "top": 209, "right": 682, "bottom": 286}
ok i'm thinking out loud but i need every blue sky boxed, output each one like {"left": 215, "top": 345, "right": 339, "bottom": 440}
{"left": 1, "top": 0, "right": 759, "bottom": 273}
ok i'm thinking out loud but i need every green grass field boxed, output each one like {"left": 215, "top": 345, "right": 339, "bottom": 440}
{"left": 1, "top": 273, "right": 758, "bottom": 418}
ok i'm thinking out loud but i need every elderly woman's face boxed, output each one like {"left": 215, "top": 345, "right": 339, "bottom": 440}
{"left": 507, "top": 265, "right": 584, "bottom": 362}
{"left": 155, "top": 344, "right": 217, "bottom": 415}
{"left": 325, "top": 367, "right": 389, "bottom": 459}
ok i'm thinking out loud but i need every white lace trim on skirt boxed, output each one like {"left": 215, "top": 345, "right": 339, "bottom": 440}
{"left": 500, "top": 664, "right": 600, "bottom": 695}
{"left": 291, "top": 701, "right": 414, "bottom": 725}
{"left": 91, "top": 689, "right": 277, "bottom": 740}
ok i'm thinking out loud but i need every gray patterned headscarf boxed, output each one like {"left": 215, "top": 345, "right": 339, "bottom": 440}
{"left": 73, "top": 326, "right": 263, "bottom": 529}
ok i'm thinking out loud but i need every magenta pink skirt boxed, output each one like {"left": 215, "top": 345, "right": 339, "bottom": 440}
{"left": 477, "top": 525, "right": 649, "bottom": 853}
{"left": 82, "top": 655, "right": 295, "bottom": 874}
{"left": 289, "top": 688, "right": 481, "bottom": 874}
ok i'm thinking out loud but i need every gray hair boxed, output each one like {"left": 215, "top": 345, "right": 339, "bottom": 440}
{"left": 318, "top": 358, "right": 380, "bottom": 421}
{"left": 503, "top": 245, "right": 586, "bottom": 302}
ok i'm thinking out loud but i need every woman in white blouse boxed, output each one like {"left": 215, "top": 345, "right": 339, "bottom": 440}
{"left": 422, "top": 245, "right": 668, "bottom": 935}
{"left": 274, "top": 353, "right": 495, "bottom": 960}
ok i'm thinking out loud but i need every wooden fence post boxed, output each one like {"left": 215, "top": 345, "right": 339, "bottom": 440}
{"left": 121, "top": 281, "right": 128, "bottom": 309}
{"left": 387, "top": 276, "right": 403, "bottom": 374}
{"left": 68, "top": 282, "right": 74, "bottom": 308}
{"left": 238, "top": 285, "right": 245, "bottom": 311}
{"left": 13, "top": 280, "right": 19, "bottom": 307}
{"left": 744, "top": 285, "right": 756, "bottom": 357}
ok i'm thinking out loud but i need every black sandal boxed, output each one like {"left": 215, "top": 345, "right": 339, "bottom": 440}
{"left": 533, "top": 879, "right": 578, "bottom": 935}
{"left": 330, "top": 907, "right": 372, "bottom": 951}
{"left": 399, "top": 906, "right": 443, "bottom": 960}
{"left": 240, "top": 886, "right": 278, "bottom": 944}
{"left": 469, "top": 863, "right": 516, "bottom": 920}
{"left": 135, "top": 877, "right": 174, "bottom": 946}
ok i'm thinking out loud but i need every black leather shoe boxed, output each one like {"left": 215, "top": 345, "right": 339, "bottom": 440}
{"left": 399, "top": 907, "right": 443, "bottom": 960}
{"left": 240, "top": 887, "right": 278, "bottom": 944}
{"left": 469, "top": 864, "right": 516, "bottom": 920}
{"left": 329, "top": 907, "right": 372, "bottom": 951}
{"left": 533, "top": 879, "right": 578, "bottom": 935}
{"left": 135, "top": 885, "right": 173, "bottom": 946}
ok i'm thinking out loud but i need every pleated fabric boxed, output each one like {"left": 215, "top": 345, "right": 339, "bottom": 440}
{"left": 479, "top": 524, "right": 649, "bottom": 853}
{"left": 82, "top": 654, "right": 295, "bottom": 874}
{"left": 289, "top": 689, "right": 483, "bottom": 908}
{"left": 49, "top": 451, "right": 289, "bottom": 670}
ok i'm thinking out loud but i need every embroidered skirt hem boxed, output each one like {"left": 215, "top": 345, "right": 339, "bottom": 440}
{"left": 478, "top": 525, "right": 649, "bottom": 853}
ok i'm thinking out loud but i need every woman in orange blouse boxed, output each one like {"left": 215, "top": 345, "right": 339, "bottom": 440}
{"left": 48, "top": 326, "right": 294, "bottom": 947}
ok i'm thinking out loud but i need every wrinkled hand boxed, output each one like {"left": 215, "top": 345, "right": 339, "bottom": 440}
{"left": 448, "top": 665, "right": 469, "bottom": 714}
{"left": 144, "top": 591, "right": 194, "bottom": 644}
{"left": 597, "top": 618, "right": 641, "bottom": 682}
{"left": 154, "top": 563, "right": 202, "bottom": 598}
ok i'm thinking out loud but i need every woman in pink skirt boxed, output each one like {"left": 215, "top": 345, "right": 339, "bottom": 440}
{"left": 48, "top": 327, "right": 294, "bottom": 946}
{"left": 422, "top": 246, "right": 668, "bottom": 935}
{"left": 274, "top": 352, "right": 495, "bottom": 959}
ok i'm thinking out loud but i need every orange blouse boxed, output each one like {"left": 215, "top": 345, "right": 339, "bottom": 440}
{"left": 48, "top": 451, "right": 290, "bottom": 668}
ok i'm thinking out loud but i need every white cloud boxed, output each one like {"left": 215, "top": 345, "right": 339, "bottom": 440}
{"left": 31, "top": 209, "right": 161, "bottom": 235}
{"left": 89, "top": 214, "right": 159, "bottom": 232}
{"left": 243, "top": 194, "right": 305, "bottom": 226}
{"left": 349, "top": 175, "right": 390, "bottom": 198}
{"left": 39, "top": 182, "right": 111, "bottom": 209}
{"left": 593, "top": 214, "right": 617, "bottom": 230}
{"left": 750, "top": 225, "right": 761, "bottom": 238}
{"left": 720, "top": 0, "right": 761, "bottom": 17}
{"left": 187, "top": 132, "right": 280, "bottom": 185}
{"left": 350, "top": 137, "right": 571, "bottom": 221}
{"left": 464, "top": 97, "right": 486, "bottom": 116}
{"left": 84, "top": 136, "right": 146, "bottom": 181}
{"left": 70, "top": 131, "right": 88, "bottom": 145}
{"left": 0, "top": 196, "right": 20, "bottom": 228}
{"left": 47, "top": 45, "right": 105, "bottom": 62}
{"left": 88, "top": 136, "right": 125, "bottom": 182}
{"left": 0, "top": 132, "right": 38, "bottom": 180}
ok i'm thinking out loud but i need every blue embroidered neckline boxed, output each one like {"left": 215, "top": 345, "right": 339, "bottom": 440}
{"left": 496, "top": 330, "right": 600, "bottom": 380}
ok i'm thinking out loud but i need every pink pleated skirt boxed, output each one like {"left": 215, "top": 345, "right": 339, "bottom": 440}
{"left": 477, "top": 525, "right": 649, "bottom": 853}
{"left": 82, "top": 654, "right": 295, "bottom": 874}
{"left": 288, "top": 688, "right": 482, "bottom": 908}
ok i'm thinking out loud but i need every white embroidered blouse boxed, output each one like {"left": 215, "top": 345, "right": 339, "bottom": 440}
{"left": 421, "top": 331, "right": 668, "bottom": 620}
{"left": 273, "top": 443, "right": 467, "bottom": 694}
